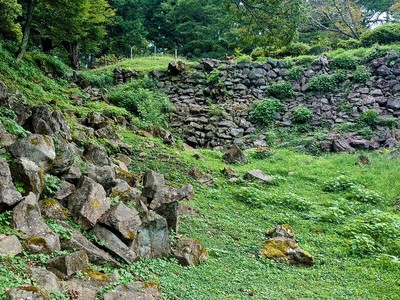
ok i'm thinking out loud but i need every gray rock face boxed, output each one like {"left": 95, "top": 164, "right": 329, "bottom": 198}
{"left": 8, "top": 134, "right": 56, "bottom": 171}
{"left": 244, "top": 169, "right": 273, "bottom": 183}
{"left": 31, "top": 106, "right": 72, "bottom": 141}
{"left": 12, "top": 193, "right": 61, "bottom": 254}
{"left": 6, "top": 287, "right": 43, "bottom": 300}
{"left": 50, "top": 141, "right": 75, "bottom": 175}
{"left": 0, "top": 123, "right": 16, "bottom": 147}
{"left": 68, "top": 176, "right": 110, "bottom": 230}
{"left": 223, "top": 145, "right": 248, "bottom": 164}
{"left": 30, "top": 267, "right": 61, "bottom": 294}
{"left": 103, "top": 283, "right": 161, "bottom": 300}
{"left": 110, "top": 180, "right": 142, "bottom": 202}
{"left": 172, "top": 238, "right": 208, "bottom": 266}
{"left": 53, "top": 180, "right": 75, "bottom": 203}
{"left": 83, "top": 143, "right": 111, "bottom": 166}
{"left": 0, "top": 158, "right": 23, "bottom": 208}
{"left": 57, "top": 221, "right": 120, "bottom": 267}
{"left": 39, "top": 198, "right": 69, "bottom": 220}
{"left": 0, "top": 80, "right": 7, "bottom": 99}
{"left": 168, "top": 60, "right": 186, "bottom": 75}
{"left": 100, "top": 202, "right": 142, "bottom": 242}
{"left": 10, "top": 158, "right": 44, "bottom": 195}
{"left": 47, "top": 250, "right": 89, "bottom": 279}
{"left": 0, "top": 235, "right": 22, "bottom": 256}
{"left": 142, "top": 170, "right": 165, "bottom": 199}
{"left": 87, "top": 164, "right": 116, "bottom": 190}
{"left": 133, "top": 211, "right": 170, "bottom": 259}
{"left": 90, "top": 225, "right": 138, "bottom": 263}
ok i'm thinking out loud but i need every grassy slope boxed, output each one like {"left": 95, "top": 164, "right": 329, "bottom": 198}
{"left": 0, "top": 47, "right": 399, "bottom": 299}
{"left": 118, "top": 131, "right": 400, "bottom": 300}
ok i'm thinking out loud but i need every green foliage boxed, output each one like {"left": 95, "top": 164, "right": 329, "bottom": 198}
{"left": 330, "top": 54, "right": 357, "bottom": 69}
{"left": 249, "top": 147, "right": 275, "bottom": 159}
{"left": 268, "top": 82, "right": 293, "bottom": 99}
{"left": 0, "top": 211, "right": 19, "bottom": 236}
{"left": 353, "top": 65, "right": 371, "bottom": 83}
{"left": 377, "top": 117, "right": 398, "bottom": 128}
{"left": 249, "top": 98, "right": 285, "bottom": 126}
{"left": 0, "top": 108, "right": 30, "bottom": 138}
{"left": 42, "top": 174, "right": 61, "bottom": 198}
{"left": 108, "top": 79, "right": 172, "bottom": 127}
{"left": 235, "top": 54, "right": 253, "bottom": 62}
{"left": 332, "top": 69, "right": 348, "bottom": 82}
{"left": 46, "top": 219, "right": 73, "bottom": 240}
{"left": 307, "top": 74, "right": 338, "bottom": 92}
{"left": 337, "top": 39, "right": 362, "bottom": 50}
{"left": 292, "top": 106, "right": 312, "bottom": 124}
{"left": 0, "top": 0, "right": 22, "bottom": 42}
{"left": 323, "top": 175, "right": 358, "bottom": 192}
{"left": 288, "top": 66, "right": 304, "bottom": 80}
{"left": 344, "top": 210, "right": 400, "bottom": 256}
{"left": 361, "top": 23, "right": 400, "bottom": 46}
{"left": 359, "top": 109, "right": 378, "bottom": 126}
{"left": 206, "top": 69, "right": 222, "bottom": 85}
{"left": 276, "top": 42, "right": 311, "bottom": 57}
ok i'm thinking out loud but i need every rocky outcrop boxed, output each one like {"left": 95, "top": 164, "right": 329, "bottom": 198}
{"left": 261, "top": 224, "right": 314, "bottom": 267}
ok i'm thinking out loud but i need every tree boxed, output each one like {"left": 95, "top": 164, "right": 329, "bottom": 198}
{"left": 307, "top": 0, "right": 365, "bottom": 40}
{"left": 0, "top": 0, "right": 22, "bottom": 42}
{"left": 36, "top": 0, "right": 114, "bottom": 67}
{"left": 226, "top": 0, "right": 306, "bottom": 48}
{"left": 104, "top": 0, "right": 148, "bottom": 57}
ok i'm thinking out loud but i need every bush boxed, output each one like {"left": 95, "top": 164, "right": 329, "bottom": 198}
{"left": 337, "top": 39, "right": 362, "bottom": 50}
{"left": 377, "top": 117, "right": 398, "bottom": 128}
{"left": 268, "top": 82, "right": 293, "bottom": 99}
{"left": 276, "top": 42, "right": 311, "bottom": 57}
{"left": 359, "top": 109, "right": 378, "bottom": 126}
{"left": 250, "top": 47, "right": 266, "bottom": 60}
{"left": 206, "top": 69, "right": 222, "bottom": 85}
{"left": 361, "top": 23, "right": 400, "bottom": 46}
{"left": 292, "top": 106, "right": 312, "bottom": 124}
{"left": 288, "top": 66, "right": 303, "bottom": 80}
{"left": 249, "top": 98, "right": 285, "bottom": 126}
{"left": 0, "top": 107, "right": 30, "bottom": 138}
{"left": 332, "top": 69, "right": 348, "bottom": 82}
{"left": 109, "top": 81, "right": 172, "bottom": 127}
{"left": 330, "top": 54, "right": 357, "bottom": 69}
{"left": 323, "top": 175, "right": 358, "bottom": 193}
{"left": 353, "top": 65, "right": 371, "bottom": 83}
{"left": 308, "top": 74, "right": 338, "bottom": 92}
{"left": 236, "top": 54, "right": 252, "bottom": 63}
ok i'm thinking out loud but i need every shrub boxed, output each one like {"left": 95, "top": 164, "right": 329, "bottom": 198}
{"left": 359, "top": 109, "right": 378, "bottom": 126}
{"left": 206, "top": 69, "right": 222, "bottom": 85}
{"left": 236, "top": 54, "right": 252, "bottom": 63}
{"left": 353, "top": 65, "right": 371, "bottom": 83}
{"left": 361, "top": 23, "right": 400, "bottom": 46}
{"left": 276, "top": 42, "right": 311, "bottom": 57}
{"left": 0, "top": 107, "right": 30, "bottom": 138}
{"left": 323, "top": 175, "right": 358, "bottom": 193}
{"left": 377, "top": 117, "right": 398, "bottom": 128}
{"left": 288, "top": 66, "right": 303, "bottom": 80}
{"left": 337, "top": 39, "right": 362, "bottom": 50}
{"left": 292, "top": 106, "right": 312, "bottom": 124}
{"left": 346, "top": 186, "right": 384, "bottom": 204}
{"left": 250, "top": 47, "right": 266, "bottom": 60}
{"left": 308, "top": 74, "right": 338, "bottom": 92}
{"left": 249, "top": 147, "right": 275, "bottom": 159}
{"left": 108, "top": 81, "right": 172, "bottom": 127}
{"left": 249, "top": 98, "right": 284, "bottom": 126}
{"left": 268, "top": 82, "right": 293, "bottom": 99}
{"left": 332, "top": 69, "right": 348, "bottom": 82}
{"left": 330, "top": 54, "right": 357, "bottom": 69}
{"left": 43, "top": 174, "right": 61, "bottom": 198}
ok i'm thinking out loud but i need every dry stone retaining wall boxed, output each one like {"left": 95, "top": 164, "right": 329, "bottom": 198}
{"left": 152, "top": 54, "right": 400, "bottom": 150}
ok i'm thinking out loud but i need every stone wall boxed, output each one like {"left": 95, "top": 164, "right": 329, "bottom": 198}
{"left": 151, "top": 53, "right": 400, "bottom": 151}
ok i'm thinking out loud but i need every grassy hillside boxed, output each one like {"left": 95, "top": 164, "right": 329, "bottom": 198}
{"left": 0, "top": 45, "right": 399, "bottom": 299}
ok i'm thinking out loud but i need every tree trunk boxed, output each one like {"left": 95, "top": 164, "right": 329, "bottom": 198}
{"left": 16, "top": 0, "right": 35, "bottom": 63}
{"left": 63, "top": 41, "right": 80, "bottom": 69}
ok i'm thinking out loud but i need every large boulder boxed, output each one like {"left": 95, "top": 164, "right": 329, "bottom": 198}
{"left": 10, "top": 158, "right": 44, "bottom": 195}
{"left": 223, "top": 145, "right": 248, "bottom": 164}
{"left": 50, "top": 141, "right": 75, "bottom": 175}
{"left": 12, "top": 193, "right": 61, "bottom": 254}
{"left": 0, "top": 123, "right": 16, "bottom": 147}
{"left": 68, "top": 176, "right": 110, "bottom": 230}
{"left": 8, "top": 134, "right": 56, "bottom": 171}
{"left": 0, "top": 235, "right": 22, "bottom": 256}
{"left": 30, "top": 268, "right": 62, "bottom": 294}
{"left": 87, "top": 164, "right": 116, "bottom": 190}
{"left": 168, "top": 60, "right": 186, "bottom": 75}
{"left": 261, "top": 224, "right": 314, "bottom": 267}
{"left": 6, "top": 287, "right": 43, "bottom": 300}
{"left": 172, "top": 238, "right": 208, "bottom": 266}
{"left": 132, "top": 211, "right": 171, "bottom": 259}
{"left": 57, "top": 221, "right": 120, "bottom": 267}
{"left": 90, "top": 225, "right": 138, "bottom": 263}
{"left": 30, "top": 106, "right": 72, "bottom": 141}
{"left": 47, "top": 250, "right": 89, "bottom": 279}
{"left": 0, "top": 158, "right": 23, "bottom": 209}
{"left": 99, "top": 202, "right": 142, "bottom": 242}
{"left": 83, "top": 143, "right": 111, "bottom": 166}
{"left": 244, "top": 169, "right": 273, "bottom": 183}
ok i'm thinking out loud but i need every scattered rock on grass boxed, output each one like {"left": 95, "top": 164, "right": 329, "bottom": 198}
{"left": 172, "top": 238, "right": 208, "bottom": 266}
{"left": 261, "top": 224, "right": 314, "bottom": 267}
{"left": 223, "top": 145, "right": 248, "bottom": 164}
{"left": 244, "top": 169, "right": 273, "bottom": 183}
